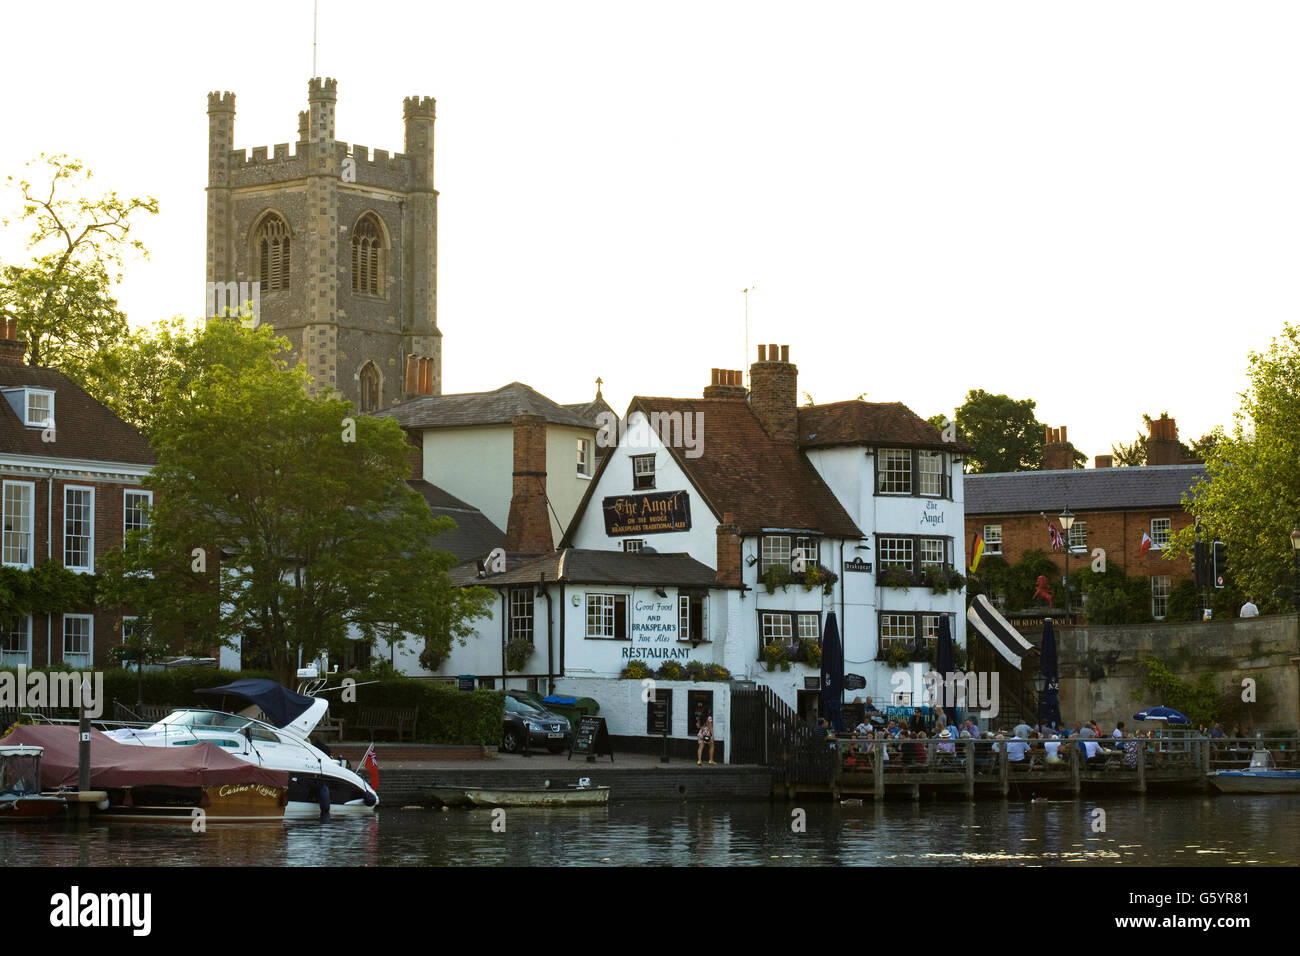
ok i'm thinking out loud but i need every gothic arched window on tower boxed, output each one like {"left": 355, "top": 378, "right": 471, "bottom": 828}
{"left": 351, "top": 213, "right": 385, "bottom": 297}
{"left": 254, "top": 214, "right": 291, "bottom": 293}
{"left": 359, "top": 363, "right": 381, "bottom": 412}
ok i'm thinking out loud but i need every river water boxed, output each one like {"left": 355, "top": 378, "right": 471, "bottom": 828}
{"left": 4, "top": 794, "right": 1298, "bottom": 866}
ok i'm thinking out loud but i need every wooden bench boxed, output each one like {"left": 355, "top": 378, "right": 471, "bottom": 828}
{"left": 350, "top": 707, "right": 419, "bottom": 742}
{"left": 314, "top": 715, "right": 345, "bottom": 742}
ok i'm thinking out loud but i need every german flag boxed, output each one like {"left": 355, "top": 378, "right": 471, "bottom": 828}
{"left": 969, "top": 533, "right": 985, "bottom": 573}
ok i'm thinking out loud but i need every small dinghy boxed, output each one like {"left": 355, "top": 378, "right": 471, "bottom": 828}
{"left": 462, "top": 785, "right": 610, "bottom": 808}
{"left": 0, "top": 745, "right": 65, "bottom": 821}
{"left": 1209, "top": 748, "right": 1300, "bottom": 794}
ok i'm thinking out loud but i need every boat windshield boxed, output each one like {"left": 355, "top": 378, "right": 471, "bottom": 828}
{"left": 0, "top": 753, "right": 40, "bottom": 795}
{"left": 151, "top": 710, "right": 251, "bottom": 732}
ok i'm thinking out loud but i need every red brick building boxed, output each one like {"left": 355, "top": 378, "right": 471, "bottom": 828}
{"left": 0, "top": 321, "right": 155, "bottom": 669}
{"left": 965, "top": 420, "right": 1205, "bottom": 620}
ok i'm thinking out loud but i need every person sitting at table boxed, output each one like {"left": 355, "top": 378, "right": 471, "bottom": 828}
{"left": 937, "top": 728, "right": 956, "bottom": 756}
{"left": 963, "top": 718, "right": 981, "bottom": 739}
{"left": 1083, "top": 738, "right": 1107, "bottom": 766}
{"left": 909, "top": 731, "right": 929, "bottom": 765}
{"left": 1122, "top": 735, "right": 1140, "bottom": 769}
{"left": 863, "top": 696, "right": 880, "bottom": 713}
{"left": 910, "top": 708, "right": 926, "bottom": 733}
{"left": 1044, "top": 734, "right": 1063, "bottom": 765}
{"left": 1006, "top": 733, "right": 1029, "bottom": 763}
{"left": 855, "top": 717, "right": 871, "bottom": 735}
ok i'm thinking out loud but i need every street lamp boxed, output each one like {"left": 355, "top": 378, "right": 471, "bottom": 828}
{"left": 1290, "top": 528, "right": 1300, "bottom": 611}
{"left": 1059, "top": 507, "right": 1075, "bottom": 619}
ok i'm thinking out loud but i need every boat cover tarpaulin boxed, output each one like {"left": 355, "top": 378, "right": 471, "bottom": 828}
{"left": 966, "top": 594, "right": 1035, "bottom": 671}
{"left": 2, "top": 726, "right": 289, "bottom": 790}
{"left": 194, "top": 679, "right": 315, "bottom": 728}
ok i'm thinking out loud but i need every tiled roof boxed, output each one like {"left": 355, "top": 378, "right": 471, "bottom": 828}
{"left": 964, "top": 464, "right": 1208, "bottom": 515}
{"left": 0, "top": 365, "right": 154, "bottom": 465}
{"left": 564, "top": 389, "right": 615, "bottom": 423}
{"left": 450, "top": 548, "right": 721, "bottom": 589}
{"left": 560, "top": 397, "right": 861, "bottom": 541}
{"left": 372, "top": 382, "right": 603, "bottom": 430}
{"left": 797, "top": 401, "right": 971, "bottom": 451}
{"left": 407, "top": 480, "right": 506, "bottom": 562}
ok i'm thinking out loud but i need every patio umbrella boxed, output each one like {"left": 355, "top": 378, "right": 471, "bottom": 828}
{"left": 1038, "top": 618, "right": 1062, "bottom": 729}
{"left": 936, "top": 615, "right": 956, "bottom": 721}
{"left": 821, "top": 611, "right": 844, "bottom": 732}
{"left": 1133, "top": 706, "right": 1189, "bottom": 725}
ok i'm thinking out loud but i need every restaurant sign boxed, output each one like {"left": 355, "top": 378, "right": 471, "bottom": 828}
{"left": 602, "top": 490, "right": 692, "bottom": 536}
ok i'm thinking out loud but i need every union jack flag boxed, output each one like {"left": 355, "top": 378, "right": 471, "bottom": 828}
{"left": 1048, "top": 523, "right": 1065, "bottom": 551}
{"left": 360, "top": 744, "right": 379, "bottom": 790}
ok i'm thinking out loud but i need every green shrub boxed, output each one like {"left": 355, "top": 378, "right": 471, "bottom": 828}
{"left": 702, "top": 663, "right": 731, "bottom": 681}
{"left": 332, "top": 675, "right": 504, "bottom": 745}
{"left": 505, "top": 637, "right": 533, "bottom": 672}
{"left": 656, "top": 660, "right": 686, "bottom": 681}
{"left": 886, "top": 644, "right": 910, "bottom": 669}
{"left": 684, "top": 660, "right": 706, "bottom": 681}
{"left": 619, "top": 660, "right": 653, "bottom": 680}
{"left": 1137, "top": 656, "right": 1219, "bottom": 727}
{"left": 763, "top": 565, "right": 790, "bottom": 594}
{"left": 1166, "top": 580, "right": 1201, "bottom": 622}
{"left": 801, "top": 638, "right": 822, "bottom": 668}
{"left": 763, "top": 642, "right": 790, "bottom": 672}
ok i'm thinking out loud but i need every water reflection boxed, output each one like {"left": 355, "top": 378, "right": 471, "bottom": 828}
{"left": 3, "top": 795, "right": 1298, "bottom": 867}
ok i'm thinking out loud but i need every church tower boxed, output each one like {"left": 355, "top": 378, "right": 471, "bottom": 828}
{"left": 205, "top": 78, "right": 442, "bottom": 410}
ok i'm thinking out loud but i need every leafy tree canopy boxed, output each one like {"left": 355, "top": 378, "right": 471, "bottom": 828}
{"left": 930, "top": 390, "right": 1083, "bottom": 473}
{"left": 1169, "top": 323, "right": 1300, "bottom": 603}
{"left": 99, "top": 318, "right": 492, "bottom": 685}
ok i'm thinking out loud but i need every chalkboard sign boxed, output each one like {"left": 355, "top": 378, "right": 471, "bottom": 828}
{"left": 569, "top": 715, "right": 615, "bottom": 761}
{"left": 647, "top": 690, "right": 671, "bottom": 735}
{"left": 457, "top": 675, "right": 476, "bottom": 691}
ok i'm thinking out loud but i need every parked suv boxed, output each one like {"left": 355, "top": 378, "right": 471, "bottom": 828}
{"left": 502, "top": 694, "right": 572, "bottom": 754}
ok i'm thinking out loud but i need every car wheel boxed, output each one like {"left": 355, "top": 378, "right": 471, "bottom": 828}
{"left": 547, "top": 744, "right": 566, "bottom": 754}
{"left": 502, "top": 728, "right": 522, "bottom": 754}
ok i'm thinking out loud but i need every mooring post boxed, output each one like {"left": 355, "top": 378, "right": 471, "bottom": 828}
{"left": 1069, "top": 742, "right": 1081, "bottom": 793}
{"left": 998, "top": 743, "right": 1009, "bottom": 796}
{"left": 873, "top": 740, "right": 885, "bottom": 801}
{"left": 1136, "top": 737, "right": 1146, "bottom": 793}
{"left": 965, "top": 737, "right": 975, "bottom": 799}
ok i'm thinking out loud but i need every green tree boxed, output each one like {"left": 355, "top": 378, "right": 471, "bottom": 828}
{"left": 0, "top": 155, "right": 157, "bottom": 380}
{"left": 935, "top": 390, "right": 1083, "bottom": 473}
{"left": 87, "top": 314, "right": 207, "bottom": 441}
{"left": 98, "top": 318, "right": 492, "bottom": 686}
{"left": 1169, "top": 323, "right": 1300, "bottom": 604}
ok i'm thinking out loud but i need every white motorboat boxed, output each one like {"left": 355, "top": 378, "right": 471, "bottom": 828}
{"left": 104, "top": 679, "right": 377, "bottom": 819}
{"left": 1209, "top": 747, "right": 1300, "bottom": 794}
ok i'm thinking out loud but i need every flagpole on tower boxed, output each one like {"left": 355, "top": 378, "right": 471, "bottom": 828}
{"left": 313, "top": 0, "right": 318, "bottom": 76}
{"left": 742, "top": 285, "right": 756, "bottom": 386}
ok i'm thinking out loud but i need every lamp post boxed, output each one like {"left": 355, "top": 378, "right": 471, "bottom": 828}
{"left": 1290, "top": 528, "right": 1300, "bottom": 612}
{"left": 1059, "top": 507, "right": 1075, "bottom": 620}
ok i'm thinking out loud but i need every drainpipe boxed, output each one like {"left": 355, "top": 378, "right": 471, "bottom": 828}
{"left": 499, "top": 590, "right": 507, "bottom": 691}
{"left": 47, "top": 471, "right": 55, "bottom": 665}
{"left": 559, "top": 582, "right": 566, "bottom": 681}
{"left": 541, "top": 571, "right": 553, "bottom": 696}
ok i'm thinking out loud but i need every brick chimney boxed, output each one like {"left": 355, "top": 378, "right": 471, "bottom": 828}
{"left": 404, "top": 429, "right": 423, "bottom": 481}
{"left": 405, "top": 355, "right": 419, "bottom": 395}
{"left": 749, "top": 344, "right": 798, "bottom": 442}
{"left": 1042, "top": 425, "right": 1075, "bottom": 471}
{"left": 0, "top": 319, "right": 27, "bottom": 366}
{"left": 715, "top": 512, "right": 742, "bottom": 587}
{"left": 504, "top": 413, "right": 553, "bottom": 553}
{"left": 703, "top": 368, "right": 746, "bottom": 400}
{"left": 1146, "top": 414, "right": 1181, "bottom": 466}
{"left": 1094, "top": 454, "right": 1113, "bottom": 469}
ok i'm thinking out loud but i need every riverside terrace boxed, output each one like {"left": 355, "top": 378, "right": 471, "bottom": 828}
{"left": 777, "top": 735, "right": 1299, "bottom": 801}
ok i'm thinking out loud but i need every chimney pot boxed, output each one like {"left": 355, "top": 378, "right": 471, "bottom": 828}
{"left": 1095, "top": 454, "right": 1113, "bottom": 469}
{"left": 768, "top": 343, "right": 778, "bottom": 359}
{"left": 780, "top": 345, "right": 789, "bottom": 362}
{"left": 757, "top": 344, "right": 767, "bottom": 361}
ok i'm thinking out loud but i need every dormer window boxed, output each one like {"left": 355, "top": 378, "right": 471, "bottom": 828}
{"left": 26, "top": 389, "right": 53, "bottom": 428}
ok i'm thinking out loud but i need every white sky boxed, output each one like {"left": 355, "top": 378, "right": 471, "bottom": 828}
{"left": 2, "top": 1, "right": 1296, "bottom": 460}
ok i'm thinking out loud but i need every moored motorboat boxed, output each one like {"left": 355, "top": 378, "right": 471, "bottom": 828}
{"left": 1209, "top": 748, "right": 1300, "bottom": 794}
{"left": 0, "top": 744, "right": 65, "bottom": 821}
{"left": 4, "top": 725, "right": 290, "bottom": 821}
{"left": 463, "top": 786, "right": 610, "bottom": 808}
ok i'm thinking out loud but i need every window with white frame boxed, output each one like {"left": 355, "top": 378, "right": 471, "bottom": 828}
{"left": 1, "top": 615, "right": 31, "bottom": 668}
{"left": 64, "top": 486, "right": 94, "bottom": 572}
{"left": 758, "top": 611, "right": 819, "bottom": 655}
{"left": 1068, "top": 520, "right": 1087, "bottom": 554}
{"left": 26, "top": 389, "right": 53, "bottom": 429}
{"left": 797, "top": 613, "right": 820, "bottom": 641}
{"left": 2, "top": 481, "right": 33, "bottom": 567}
{"left": 621, "top": 539, "right": 644, "bottom": 553}
{"left": 1150, "top": 518, "right": 1171, "bottom": 551}
{"left": 586, "top": 593, "right": 629, "bottom": 639}
{"left": 121, "top": 616, "right": 139, "bottom": 645}
{"left": 879, "top": 613, "right": 916, "bottom": 650}
{"left": 920, "top": 538, "right": 946, "bottom": 570}
{"left": 983, "top": 524, "right": 1002, "bottom": 555}
{"left": 918, "top": 450, "right": 945, "bottom": 496}
{"left": 761, "top": 534, "right": 819, "bottom": 573}
{"left": 877, "top": 449, "right": 912, "bottom": 494}
{"left": 577, "top": 438, "right": 591, "bottom": 476}
{"left": 679, "top": 593, "right": 708, "bottom": 643}
{"left": 63, "top": 614, "right": 92, "bottom": 669}
{"left": 878, "top": 537, "right": 914, "bottom": 571}
{"left": 124, "top": 490, "right": 152, "bottom": 543}
{"left": 921, "top": 614, "right": 944, "bottom": 644}
{"left": 1151, "top": 575, "right": 1171, "bottom": 620}
{"left": 632, "top": 455, "right": 655, "bottom": 490}
{"left": 508, "top": 588, "right": 534, "bottom": 645}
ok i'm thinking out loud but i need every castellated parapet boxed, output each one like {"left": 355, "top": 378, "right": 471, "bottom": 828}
{"left": 205, "top": 77, "right": 441, "bottom": 411}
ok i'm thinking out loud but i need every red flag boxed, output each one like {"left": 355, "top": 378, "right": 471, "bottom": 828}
{"left": 1140, "top": 532, "right": 1152, "bottom": 556}
{"left": 360, "top": 744, "right": 379, "bottom": 790}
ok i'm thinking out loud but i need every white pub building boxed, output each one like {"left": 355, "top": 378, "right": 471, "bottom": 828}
{"left": 439, "top": 346, "right": 968, "bottom": 758}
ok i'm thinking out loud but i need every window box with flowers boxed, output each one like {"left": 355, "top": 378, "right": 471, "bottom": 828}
{"left": 877, "top": 567, "right": 915, "bottom": 589}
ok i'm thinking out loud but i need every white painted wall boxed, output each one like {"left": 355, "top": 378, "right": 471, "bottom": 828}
{"left": 553, "top": 676, "right": 734, "bottom": 763}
